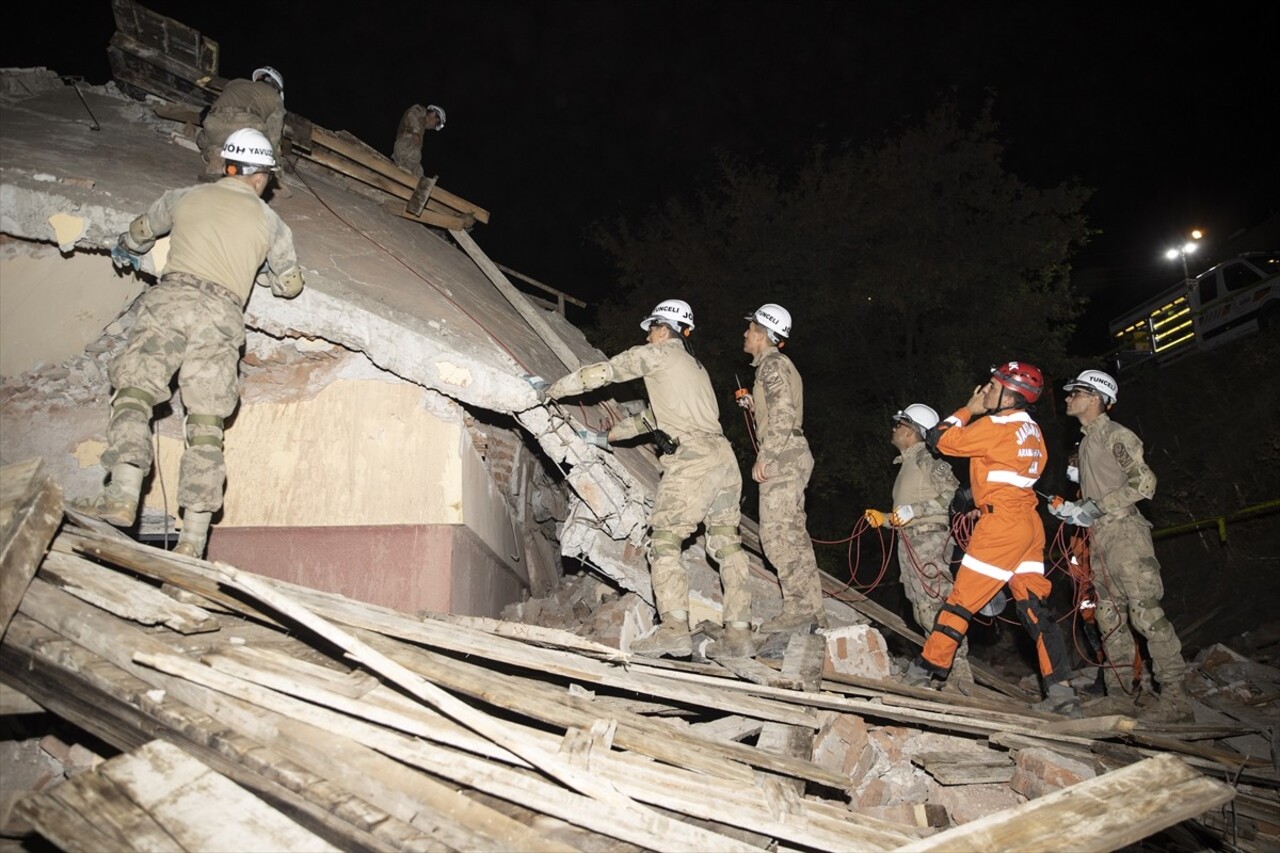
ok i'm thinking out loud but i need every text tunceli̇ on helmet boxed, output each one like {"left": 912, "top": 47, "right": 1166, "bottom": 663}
{"left": 1062, "top": 369, "right": 1118, "bottom": 404}
{"left": 640, "top": 299, "right": 695, "bottom": 333}
{"left": 221, "top": 128, "right": 277, "bottom": 174}
{"left": 427, "top": 104, "right": 446, "bottom": 130}
{"left": 744, "top": 303, "right": 792, "bottom": 342}
{"left": 991, "top": 361, "right": 1045, "bottom": 404}
{"left": 252, "top": 66, "right": 284, "bottom": 95}
{"left": 894, "top": 403, "right": 940, "bottom": 436}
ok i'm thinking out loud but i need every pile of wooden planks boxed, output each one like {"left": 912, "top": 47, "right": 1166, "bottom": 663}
{"left": 0, "top": 479, "right": 1260, "bottom": 850}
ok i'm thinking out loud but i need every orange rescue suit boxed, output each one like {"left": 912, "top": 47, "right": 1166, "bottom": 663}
{"left": 921, "top": 408, "right": 1071, "bottom": 684}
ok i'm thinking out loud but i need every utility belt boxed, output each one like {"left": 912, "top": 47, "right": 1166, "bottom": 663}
{"left": 1093, "top": 504, "right": 1138, "bottom": 527}
{"left": 910, "top": 520, "right": 950, "bottom": 533}
{"left": 161, "top": 272, "right": 242, "bottom": 309}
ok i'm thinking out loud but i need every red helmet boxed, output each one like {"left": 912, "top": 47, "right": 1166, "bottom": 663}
{"left": 991, "top": 361, "right": 1044, "bottom": 403}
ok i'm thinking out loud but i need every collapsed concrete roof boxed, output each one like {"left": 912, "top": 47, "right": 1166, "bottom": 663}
{"left": 0, "top": 62, "right": 827, "bottom": 631}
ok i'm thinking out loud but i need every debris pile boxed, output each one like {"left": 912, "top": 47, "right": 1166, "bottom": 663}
{"left": 3, "top": 457, "right": 1272, "bottom": 850}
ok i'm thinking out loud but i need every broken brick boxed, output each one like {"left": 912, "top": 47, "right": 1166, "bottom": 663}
{"left": 1009, "top": 747, "right": 1097, "bottom": 800}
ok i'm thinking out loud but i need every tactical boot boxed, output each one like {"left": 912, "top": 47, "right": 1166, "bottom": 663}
{"left": 1033, "top": 682, "right": 1082, "bottom": 719}
{"left": 761, "top": 607, "right": 823, "bottom": 634}
{"left": 1139, "top": 681, "right": 1194, "bottom": 724}
{"left": 75, "top": 464, "right": 144, "bottom": 527}
{"left": 172, "top": 510, "right": 212, "bottom": 559}
{"left": 631, "top": 618, "right": 692, "bottom": 659}
{"left": 902, "top": 658, "right": 935, "bottom": 689}
{"left": 1081, "top": 693, "right": 1138, "bottom": 718}
{"left": 707, "top": 623, "right": 755, "bottom": 660}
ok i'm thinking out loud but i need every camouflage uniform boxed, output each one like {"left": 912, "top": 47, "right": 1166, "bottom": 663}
{"left": 892, "top": 442, "right": 964, "bottom": 662}
{"left": 393, "top": 104, "right": 432, "bottom": 178}
{"left": 1078, "top": 414, "right": 1185, "bottom": 693}
{"left": 103, "top": 178, "right": 300, "bottom": 513}
{"left": 555, "top": 339, "right": 751, "bottom": 623}
{"left": 197, "top": 78, "right": 285, "bottom": 170}
{"left": 750, "top": 348, "right": 823, "bottom": 619}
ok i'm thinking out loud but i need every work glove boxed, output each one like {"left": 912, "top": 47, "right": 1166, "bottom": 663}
{"left": 1066, "top": 464, "right": 1080, "bottom": 484}
{"left": 111, "top": 235, "right": 142, "bottom": 272}
{"left": 864, "top": 509, "right": 888, "bottom": 528}
{"left": 576, "top": 428, "right": 610, "bottom": 450}
{"left": 890, "top": 505, "right": 915, "bottom": 527}
{"left": 1053, "top": 498, "right": 1103, "bottom": 527}
{"left": 523, "top": 374, "right": 550, "bottom": 402}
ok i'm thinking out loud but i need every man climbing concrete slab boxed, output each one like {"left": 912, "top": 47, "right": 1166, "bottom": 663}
{"left": 78, "top": 129, "right": 304, "bottom": 559}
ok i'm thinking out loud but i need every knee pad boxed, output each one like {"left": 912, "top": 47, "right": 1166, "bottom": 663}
{"left": 1016, "top": 595, "right": 1050, "bottom": 640}
{"left": 185, "top": 413, "right": 225, "bottom": 451}
{"left": 1130, "top": 597, "right": 1171, "bottom": 634}
{"left": 934, "top": 601, "right": 972, "bottom": 644}
{"left": 111, "top": 386, "right": 155, "bottom": 418}
{"left": 705, "top": 524, "right": 743, "bottom": 561}
{"left": 649, "top": 529, "right": 682, "bottom": 562}
{"left": 1093, "top": 599, "right": 1123, "bottom": 634}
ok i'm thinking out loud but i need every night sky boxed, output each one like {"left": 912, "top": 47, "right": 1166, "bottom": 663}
{"left": 5, "top": 2, "right": 1277, "bottom": 352}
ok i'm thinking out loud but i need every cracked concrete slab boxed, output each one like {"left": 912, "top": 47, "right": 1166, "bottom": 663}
{"left": 1, "top": 68, "right": 860, "bottom": 628}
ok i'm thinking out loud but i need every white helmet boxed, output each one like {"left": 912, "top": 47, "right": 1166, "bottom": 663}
{"left": 252, "top": 66, "right": 284, "bottom": 95}
{"left": 894, "top": 403, "right": 940, "bottom": 437}
{"left": 744, "top": 303, "right": 792, "bottom": 342}
{"left": 427, "top": 104, "right": 446, "bottom": 130}
{"left": 1062, "top": 369, "right": 1118, "bottom": 404}
{"left": 640, "top": 299, "right": 695, "bottom": 332}
{"left": 221, "top": 128, "right": 277, "bottom": 174}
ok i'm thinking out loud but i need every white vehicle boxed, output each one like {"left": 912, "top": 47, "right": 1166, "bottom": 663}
{"left": 1108, "top": 251, "right": 1279, "bottom": 369}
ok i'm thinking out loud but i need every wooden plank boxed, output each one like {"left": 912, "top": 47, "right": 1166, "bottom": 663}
{"left": 405, "top": 174, "right": 438, "bottom": 216}
{"left": 0, "top": 615, "right": 410, "bottom": 851}
{"left": 690, "top": 715, "right": 764, "bottom": 743}
{"left": 387, "top": 200, "right": 471, "bottom": 230}
{"left": 55, "top": 528, "right": 281, "bottom": 626}
{"left": 451, "top": 227, "right": 582, "bottom": 372}
{"left": 211, "top": 563, "right": 651, "bottom": 813}
{"left": 311, "top": 127, "right": 490, "bottom": 223}
{"left": 39, "top": 551, "right": 219, "bottom": 634}
{"left": 102, "top": 740, "right": 340, "bottom": 852}
{"left": 13, "top": 584, "right": 554, "bottom": 852}
{"left": 911, "top": 750, "right": 1015, "bottom": 785}
{"left": 142, "top": 648, "right": 907, "bottom": 852}
{"left": 139, "top": 650, "right": 763, "bottom": 853}
{"left": 0, "top": 459, "right": 62, "bottom": 639}
{"left": 0, "top": 681, "right": 43, "bottom": 715}
{"left": 897, "top": 754, "right": 1235, "bottom": 852}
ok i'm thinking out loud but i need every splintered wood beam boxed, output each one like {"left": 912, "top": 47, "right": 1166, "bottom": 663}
{"left": 451, "top": 228, "right": 582, "bottom": 371}
{"left": 0, "top": 459, "right": 63, "bottom": 640}
{"left": 406, "top": 174, "right": 438, "bottom": 216}
{"left": 310, "top": 127, "right": 489, "bottom": 223}
{"left": 384, "top": 201, "right": 471, "bottom": 231}
{"left": 17, "top": 740, "right": 341, "bottom": 853}
{"left": 896, "top": 753, "right": 1234, "bottom": 852}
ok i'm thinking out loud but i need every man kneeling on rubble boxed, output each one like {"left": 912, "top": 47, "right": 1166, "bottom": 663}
{"left": 78, "top": 129, "right": 304, "bottom": 559}
{"left": 534, "top": 299, "right": 755, "bottom": 660}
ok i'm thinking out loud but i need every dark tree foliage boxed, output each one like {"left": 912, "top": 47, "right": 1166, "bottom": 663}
{"left": 588, "top": 102, "right": 1093, "bottom": 552}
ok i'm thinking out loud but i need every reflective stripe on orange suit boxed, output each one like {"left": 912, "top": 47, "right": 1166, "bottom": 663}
{"left": 921, "top": 409, "right": 1070, "bottom": 682}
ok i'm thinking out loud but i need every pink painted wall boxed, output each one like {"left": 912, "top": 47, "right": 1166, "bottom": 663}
{"left": 207, "top": 523, "right": 524, "bottom": 617}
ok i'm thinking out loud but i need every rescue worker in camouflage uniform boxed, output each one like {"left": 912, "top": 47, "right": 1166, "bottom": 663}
{"left": 1052, "top": 370, "right": 1192, "bottom": 722}
{"left": 543, "top": 299, "right": 754, "bottom": 659}
{"left": 864, "top": 404, "right": 974, "bottom": 692}
{"left": 79, "top": 128, "right": 304, "bottom": 558}
{"left": 392, "top": 104, "right": 446, "bottom": 178}
{"left": 738, "top": 304, "right": 825, "bottom": 633}
{"left": 197, "top": 67, "right": 286, "bottom": 180}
